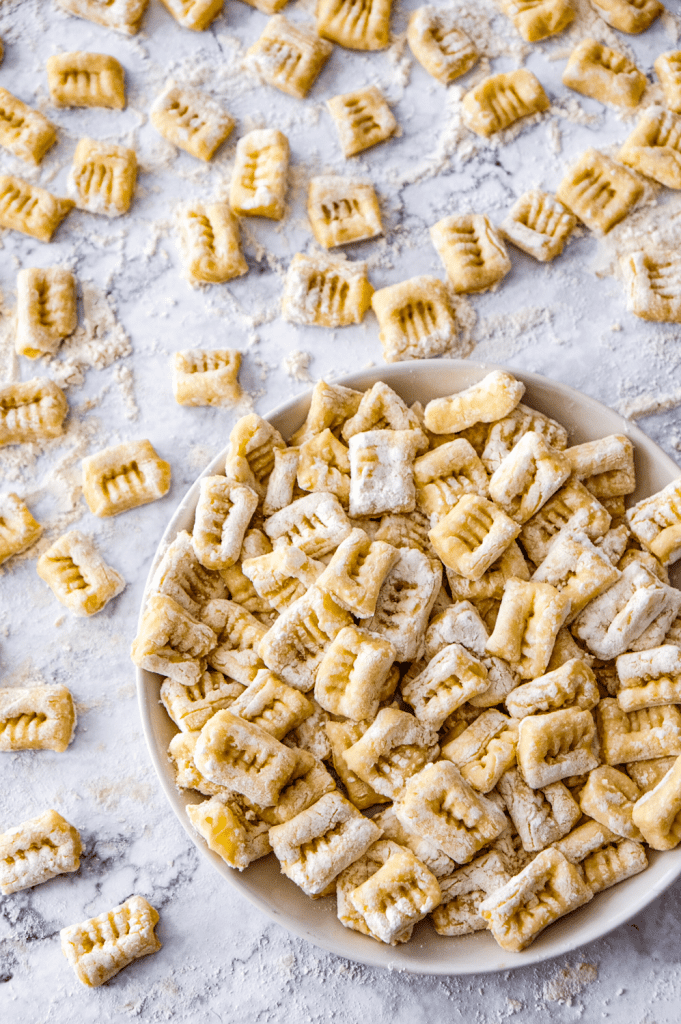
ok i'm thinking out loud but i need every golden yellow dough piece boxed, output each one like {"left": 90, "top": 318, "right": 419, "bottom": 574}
{"left": 479, "top": 847, "right": 592, "bottom": 951}
{"left": 620, "top": 107, "right": 681, "bottom": 191}
{"left": 83, "top": 439, "right": 171, "bottom": 517}
{"left": 230, "top": 129, "right": 289, "bottom": 220}
{"left": 168, "top": 729, "right": 229, "bottom": 796}
{"left": 498, "top": 768, "right": 581, "bottom": 851}
{"left": 0, "top": 685, "right": 76, "bottom": 753}
{"left": 159, "top": 0, "right": 223, "bottom": 30}
{"left": 263, "top": 448, "right": 300, "bottom": 516}
{"left": 521, "top": 483, "right": 611, "bottom": 568}
{"left": 132, "top": 593, "right": 216, "bottom": 685}
{"left": 172, "top": 349, "right": 242, "bottom": 407}
{"left": 364, "top": 547, "right": 442, "bottom": 662}
{"left": 553, "top": 819, "right": 648, "bottom": 893}
{"left": 259, "top": 585, "right": 352, "bottom": 691}
{"left": 0, "top": 809, "right": 82, "bottom": 895}
{"left": 429, "top": 494, "right": 520, "bottom": 582}
{"left": 151, "top": 83, "right": 234, "bottom": 161}
{"left": 462, "top": 69, "right": 549, "bottom": 137}
{"left": 655, "top": 51, "right": 681, "bottom": 114}
{"left": 500, "top": 190, "right": 575, "bottom": 262}
{"left": 161, "top": 670, "right": 243, "bottom": 732}
{"left": 229, "top": 670, "right": 313, "bottom": 739}
{"left": 150, "top": 530, "right": 226, "bottom": 618}
{"left": 187, "top": 796, "right": 271, "bottom": 870}
{"left": 0, "top": 87, "right": 56, "bottom": 164}
{"left": 349, "top": 847, "right": 441, "bottom": 944}
{"left": 532, "top": 532, "right": 621, "bottom": 622}
{"left": 0, "top": 492, "right": 41, "bottom": 565}
{"left": 316, "top": 528, "right": 397, "bottom": 617}
{"left": 225, "top": 413, "right": 285, "bottom": 498}
{"left": 291, "top": 379, "right": 362, "bottom": 446}
{"left": 431, "top": 849, "right": 511, "bottom": 936}
{"left": 0, "top": 175, "right": 73, "bottom": 242}
{"left": 430, "top": 214, "right": 511, "bottom": 294}
{"left": 55, "top": 0, "right": 148, "bottom": 33}
{"left": 371, "top": 276, "right": 457, "bottom": 363}
{"left": 557, "top": 149, "right": 643, "bottom": 235}
{"left": 589, "top": 0, "right": 662, "bottom": 33}
{"left": 563, "top": 39, "right": 646, "bottom": 109}
{"left": 407, "top": 7, "right": 478, "bottom": 84}
{"left": 282, "top": 253, "right": 373, "bottom": 328}
{"left": 565, "top": 435, "right": 635, "bottom": 500}
{"left": 201, "top": 598, "right": 267, "bottom": 684}
{"left": 327, "top": 86, "right": 397, "bottom": 157}
{"left": 308, "top": 176, "right": 382, "bottom": 249}
{"left": 297, "top": 429, "right": 350, "bottom": 505}
{"left": 348, "top": 429, "right": 423, "bottom": 518}
{"left": 580, "top": 765, "right": 642, "bottom": 840}
{"left": 16, "top": 267, "right": 77, "bottom": 359}
{"left": 46, "top": 52, "right": 126, "bottom": 109}
{"left": 316, "top": 0, "right": 391, "bottom": 50}
{"left": 37, "top": 530, "right": 125, "bottom": 617}
{"left": 486, "top": 579, "right": 570, "bottom": 680}
{"left": 269, "top": 790, "right": 382, "bottom": 895}
{"left": 482, "top": 403, "right": 568, "bottom": 475}
{"left": 343, "top": 708, "right": 439, "bottom": 800}
{"left": 632, "top": 755, "right": 681, "bottom": 849}
{"left": 315, "top": 625, "right": 395, "bottom": 721}
{"left": 0, "top": 378, "right": 68, "bottom": 447}
{"left": 506, "top": 658, "right": 599, "bottom": 719}
{"left": 573, "top": 562, "right": 681, "bottom": 660}
{"left": 597, "top": 698, "right": 681, "bottom": 765}
{"left": 192, "top": 477, "right": 258, "bottom": 572}
{"left": 616, "top": 645, "right": 681, "bottom": 712}
{"left": 336, "top": 841, "right": 412, "bottom": 939}
{"left": 489, "top": 431, "right": 571, "bottom": 525}
{"left": 424, "top": 370, "right": 524, "bottom": 435}
{"left": 497, "top": 0, "right": 574, "bottom": 41}
{"left": 326, "top": 719, "right": 390, "bottom": 808}
{"left": 394, "top": 760, "right": 508, "bottom": 863}
{"left": 627, "top": 478, "right": 681, "bottom": 565}
{"left": 242, "top": 546, "right": 324, "bottom": 612}
{"left": 176, "top": 202, "right": 248, "bottom": 285}
{"left": 60, "top": 896, "right": 160, "bottom": 988}
{"left": 402, "top": 643, "right": 490, "bottom": 730}
{"left": 622, "top": 250, "right": 681, "bottom": 324}
{"left": 414, "top": 439, "right": 489, "bottom": 519}
{"left": 441, "top": 708, "right": 518, "bottom": 793}
{"left": 627, "top": 755, "right": 677, "bottom": 793}
{"left": 517, "top": 707, "right": 598, "bottom": 789}
{"left": 67, "top": 138, "right": 136, "bottom": 218}
{"left": 264, "top": 491, "right": 352, "bottom": 556}
{"left": 342, "top": 380, "right": 422, "bottom": 440}
{"left": 247, "top": 16, "right": 333, "bottom": 99}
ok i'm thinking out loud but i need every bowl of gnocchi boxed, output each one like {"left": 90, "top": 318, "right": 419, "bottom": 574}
{"left": 135, "top": 360, "right": 681, "bottom": 973}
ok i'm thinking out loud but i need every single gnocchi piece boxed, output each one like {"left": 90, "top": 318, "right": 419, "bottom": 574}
{"left": 82, "top": 439, "right": 171, "bottom": 517}
{"left": 482, "top": 403, "right": 568, "bottom": 475}
{"left": 441, "top": 708, "right": 518, "bottom": 792}
{"left": 176, "top": 202, "right": 248, "bottom": 285}
{"left": 269, "top": 790, "right": 382, "bottom": 895}
{"left": 37, "top": 530, "right": 125, "bottom": 617}
{"left": 201, "top": 598, "right": 267, "bottom": 684}
{"left": 532, "top": 532, "right": 621, "bottom": 622}
{"left": 500, "top": 190, "right": 576, "bottom": 262}
{"left": 315, "top": 528, "right": 398, "bottom": 617}
{"left": 479, "top": 847, "right": 592, "bottom": 951}
{"left": 158, "top": 0, "right": 223, "bottom": 30}
{"left": 621, "top": 250, "right": 681, "bottom": 324}
{"left": 192, "top": 477, "right": 258, "bottom": 572}
{"left": 0, "top": 685, "right": 76, "bottom": 753}
{"left": 343, "top": 708, "right": 439, "bottom": 800}
{"left": 627, "top": 755, "right": 678, "bottom": 793}
{"left": 596, "top": 698, "right": 681, "bottom": 765}
{"left": 632, "top": 755, "right": 681, "bottom": 850}
{"left": 225, "top": 413, "right": 286, "bottom": 498}
{"left": 315, "top": 625, "right": 396, "bottom": 721}
{"left": 67, "top": 137, "right": 137, "bottom": 217}
{"left": 55, "top": 0, "right": 149, "bottom": 34}
{"left": 0, "top": 378, "right": 68, "bottom": 447}
{"left": 0, "top": 87, "right": 57, "bottom": 164}
{"left": 488, "top": 431, "right": 571, "bottom": 524}
{"left": 46, "top": 52, "right": 126, "bottom": 109}
{"left": 151, "top": 83, "right": 234, "bottom": 161}
{"left": 619, "top": 107, "right": 681, "bottom": 191}
{"left": 247, "top": 16, "right": 333, "bottom": 99}
{"left": 230, "top": 129, "right": 289, "bottom": 220}
{"left": 336, "top": 840, "right": 412, "bottom": 938}
{"left": 517, "top": 707, "right": 598, "bottom": 788}
{"left": 172, "top": 349, "right": 242, "bottom": 406}
{"left": 60, "top": 896, "right": 161, "bottom": 988}
{"left": 616, "top": 646, "right": 681, "bottom": 712}
{"left": 348, "top": 429, "right": 423, "bottom": 518}
{"left": 0, "top": 809, "right": 82, "bottom": 895}
{"left": 264, "top": 448, "right": 300, "bottom": 515}
{"left": 579, "top": 765, "right": 642, "bottom": 840}
{"left": 160, "top": 670, "right": 244, "bottom": 732}
{"left": 563, "top": 39, "right": 646, "bottom": 109}
{"left": 506, "top": 658, "right": 600, "bottom": 719}
{"left": 326, "top": 719, "right": 390, "bottom": 808}
{"left": 497, "top": 0, "right": 574, "bottom": 41}
{"left": 401, "top": 643, "right": 490, "bottom": 730}
{"left": 297, "top": 429, "right": 351, "bottom": 505}
{"left": 16, "top": 267, "right": 77, "bottom": 359}
{"left": 425, "top": 371, "right": 525, "bottom": 436}
{"left": 282, "top": 253, "right": 374, "bottom": 328}
{"left": 0, "top": 492, "right": 42, "bottom": 564}
{"left": 394, "top": 760, "right": 508, "bottom": 863}
{"left": 149, "top": 530, "right": 226, "bottom": 618}
{"left": 364, "top": 547, "right": 442, "bottom": 662}
{"left": 264, "top": 491, "right": 352, "bottom": 557}
{"left": 229, "top": 670, "right": 313, "bottom": 739}
{"left": 327, "top": 86, "right": 397, "bottom": 157}
{"left": 291, "top": 379, "right": 363, "bottom": 446}
{"left": 588, "top": 0, "right": 662, "bottom": 33}
{"left": 186, "top": 796, "right": 271, "bottom": 871}
{"left": 486, "top": 579, "right": 570, "bottom": 680}
{"left": 519, "top": 478, "right": 612, "bottom": 565}
{"left": 429, "top": 495, "right": 521, "bottom": 582}
{"left": 430, "top": 214, "right": 511, "bottom": 294}
{"left": 655, "top": 51, "right": 681, "bottom": 115}
{"left": 414, "top": 439, "right": 489, "bottom": 519}
{"left": 627, "top": 478, "right": 681, "bottom": 566}
{"left": 308, "top": 176, "right": 382, "bottom": 249}
{"left": 348, "top": 846, "right": 441, "bottom": 944}
{"left": 407, "top": 8, "right": 478, "bottom": 84}
{"left": 342, "top": 380, "right": 422, "bottom": 440}
{"left": 556, "top": 149, "right": 643, "bottom": 235}
{"left": 564, "top": 434, "right": 635, "bottom": 499}
{"left": 498, "top": 768, "right": 581, "bottom": 851}
{"left": 132, "top": 594, "right": 216, "bottom": 685}
{"left": 316, "top": 0, "right": 391, "bottom": 50}
{"left": 0, "top": 175, "right": 73, "bottom": 242}
{"left": 462, "top": 70, "right": 549, "bottom": 137}
{"left": 371, "top": 276, "right": 457, "bottom": 364}
{"left": 242, "top": 545, "right": 324, "bottom": 612}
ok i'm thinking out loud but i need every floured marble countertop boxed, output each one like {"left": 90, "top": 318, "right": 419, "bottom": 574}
{"left": 3, "top": 0, "right": 681, "bottom": 1020}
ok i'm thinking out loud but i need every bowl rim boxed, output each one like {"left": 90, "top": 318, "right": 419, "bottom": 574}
{"left": 136, "top": 358, "right": 681, "bottom": 975}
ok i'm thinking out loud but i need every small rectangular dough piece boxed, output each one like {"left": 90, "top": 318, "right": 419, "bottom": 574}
{"left": 407, "top": 7, "right": 478, "bottom": 84}
{"left": 55, "top": 0, "right": 149, "bottom": 34}
{"left": 0, "top": 175, "right": 74, "bottom": 242}
{"left": 82, "top": 439, "right": 171, "bottom": 517}
{"left": 46, "top": 52, "right": 126, "bottom": 109}
{"left": 622, "top": 250, "right": 681, "bottom": 324}
{"left": 230, "top": 129, "right": 289, "bottom": 220}
{"left": 424, "top": 371, "right": 524, "bottom": 435}
{"left": 431, "top": 214, "right": 511, "bottom": 294}
{"left": 172, "top": 349, "right": 242, "bottom": 406}
{"left": 247, "top": 16, "right": 333, "bottom": 99}
{"left": 327, "top": 86, "right": 397, "bottom": 157}
{"left": 0, "top": 87, "right": 57, "bottom": 164}
{"left": 462, "top": 70, "right": 549, "bottom": 137}
{"left": 562, "top": 38, "right": 646, "bottom": 109}
{"left": 616, "top": 645, "right": 681, "bottom": 712}
{"left": 497, "top": 0, "right": 574, "bottom": 41}
{"left": 517, "top": 707, "right": 598, "bottom": 788}
{"left": 0, "top": 492, "right": 42, "bottom": 564}
{"left": 619, "top": 107, "right": 681, "bottom": 191}
{"left": 317, "top": 0, "right": 391, "bottom": 50}
{"left": 0, "top": 379, "right": 68, "bottom": 446}
{"left": 37, "top": 530, "right": 125, "bottom": 616}
{"left": 626, "top": 478, "right": 681, "bottom": 565}
{"left": 0, "top": 809, "right": 82, "bottom": 894}
{"left": 60, "top": 896, "right": 161, "bottom": 987}
{"left": 176, "top": 201, "right": 248, "bottom": 285}
{"left": 151, "top": 83, "right": 234, "bottom": 161}
{"left": 16, "top": 267, "right": 77, "bottom": 359}
{"left": 371, "top": 276, "right": 457, "bottom": 363}
{"left": 655, "top": 51, "right": 681, "bottom": 115}
{"left": 597, "top": 698, "right": 681, "bottom": 765}
{"left": 556, "top": 149, "right": 643, "bottom": 235}
{"left": 67, "top": 138, "right": 137, "bottom": 217}
{"left": 500, "top": 190, "right": 575, "bottom": 262}
{"left": 282, "top": 253, "right": 373, "bottom": 328}
{"left": 308, "top": 176, "right": 382, "bottom": 249}
{"left": 0, "top": 685, "right": 76, "bottom": 752}
{"left": 589, "top": 0, "right": 662, "bottom": 34}
{"left": 158, "top": 0, "right": 223, "bottom": 30}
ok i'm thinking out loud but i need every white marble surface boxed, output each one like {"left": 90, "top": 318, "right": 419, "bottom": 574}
{"left": 3, "top": 0, "right": 681, "bottom": 1019}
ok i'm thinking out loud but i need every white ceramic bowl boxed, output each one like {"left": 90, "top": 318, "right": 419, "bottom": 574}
{"left": 136, "top": 360, "right": 681, "bottom": 974}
